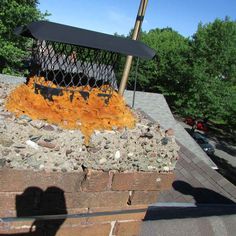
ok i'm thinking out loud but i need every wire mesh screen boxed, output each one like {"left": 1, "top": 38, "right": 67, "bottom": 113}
{"left": 30, "top": 40, "right": 120, "bottom": 102}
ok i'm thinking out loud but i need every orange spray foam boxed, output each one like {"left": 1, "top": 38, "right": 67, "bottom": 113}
{"left": 6, "top": 76, "right": 136, "bottom": 145}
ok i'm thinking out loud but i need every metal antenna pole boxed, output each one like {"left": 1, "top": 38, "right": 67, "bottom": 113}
{"left": 118, "top": 0, "right": 148, "bottom": 96}
{"left": 132, "top": 57, "right": 139, "bottom": 108}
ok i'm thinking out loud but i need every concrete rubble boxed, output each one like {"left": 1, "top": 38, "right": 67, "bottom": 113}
{"left": 0, "top": 81, "right": 180, "bottom": 173}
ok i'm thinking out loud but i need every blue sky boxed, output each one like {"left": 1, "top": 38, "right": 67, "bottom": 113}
{"left": 38, "top": 0, "right": 236, "bottom": 37}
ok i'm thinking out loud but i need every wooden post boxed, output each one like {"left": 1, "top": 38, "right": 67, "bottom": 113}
{"left": 118, "top": 0, "right": 149, "bottom": 96}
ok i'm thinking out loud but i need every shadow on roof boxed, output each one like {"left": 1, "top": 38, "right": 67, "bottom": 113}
{"left": 144, "top": 180, "right": 236, "bottom": 221}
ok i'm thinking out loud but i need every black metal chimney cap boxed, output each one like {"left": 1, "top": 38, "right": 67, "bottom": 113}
{"left": 14, "top": 21, "right": 155, "bottom": 60}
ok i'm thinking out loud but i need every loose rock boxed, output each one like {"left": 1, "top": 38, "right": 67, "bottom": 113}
{"left": 19, "top": 115, "right": 32, "bottom": 122}
{"left": 30, "top": 120, "right": 45, "bottom": 129}
{"left": 165, "top": 128, "right": 174, "bottom": 136}
{"left": 120, "top": 132, "right": 128, "bottom": 139}
{"left": 26, "top": 140, "right": 39, "bottom": 149}
{"left": 61, "top": 167, "right": 67, "bottom": 172}
{"left": 0, "top": 137, "right": 14, "bottom": 147}
{"left": 163, "top": 166, "right": 170, "bottom": 172}
{"left": 99, "top": 158, "right": 107, "bottom": 164}
{"left": 88, "top": 146, "right": 101, "bottom": 153}
{"left": 39, "top": 164, "right": 45, "bottom": 170}
{"left": 161, "top": 137, "right": 169, "bottom": 145}
{"left": 2, "top": 149, "right": 11, "bottom": 156}
{"left": 127, "top": 152, "right": 134, "bottom": 157}
{"left": 145, "top": 145, "right": 152, "bottom": 153}
{"left": 43, "top": 125, "right": 55, "bottom": 131}
{"left": 13, "top": 144, "right": 26, "bottom": 149}
{"left": 29, "top": 135, "right": 42, "bottom": 142}
{"left": 0, "top": 99, "right": 4, "bottom": 105}
{"left": 66, "top": 149, "right": 73, "bottom": 156}
{"left": 38, "top": 140, "right": 56, "bottom": 149}
{"left": 140, "top": 132, "right": 153, "bottom": 139}
{"left": 114, "top": 150, "right": 121, "bottom": 160}
{"left": 0, "top": 158, "right": 6, "bottom": 167}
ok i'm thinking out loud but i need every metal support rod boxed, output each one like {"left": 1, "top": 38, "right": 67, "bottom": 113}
{"left": 118, "top": 0, "right": 148, "bottom": 96}
{"left": 132, "top": 58, "right": 140, "bottom": 108}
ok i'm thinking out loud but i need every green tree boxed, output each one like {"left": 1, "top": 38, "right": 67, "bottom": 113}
{"left": 192, "top": 17, "right": 236, "bottom": 83}
{"left": 128, "top": 28, "right": 191, "bottom": 107}
{"left": 0, "top": 0, "right": 49, "bottom": 75}
{"left": 184, "top": 17, "right": 236, "bottom": 127}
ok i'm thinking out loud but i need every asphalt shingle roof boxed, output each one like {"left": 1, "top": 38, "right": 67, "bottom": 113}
{"left": 159, "top": 142, "right": 236, "bottom": 203}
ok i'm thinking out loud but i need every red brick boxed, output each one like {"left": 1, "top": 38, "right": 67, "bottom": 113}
{"left": 130, "top": 191, "right": 159, "bottom": 205}
{"left": 61, "top": 191, "right": 129, "bottom": 209}
{"left": 0, "top": 168, "right": 85, "bottom": 192}
{"left": 0, "top": 228, "right": 36, "bottom": 235}
{"left": 0, "top": 221, "right": 34, "bottom": 235}
{"left": 56, "top": 217, "right": 88, "bottom": 227}
{"left": 0, "top": 217, "right": 92, "bottom": 234}
{"left": 0, "top": 191, "right": 129, "bottom": 218}
{"left": 0, "top": 193, "right": 16, "bottom": 210}
{"left": 0, "top": 209, "right": 16, "bottom": 218}
{"left": 81, "top": 170, "right": 110, "bottom": 191}
{"left": 0, "top": 221, "right": 111, "bottom": 236}
{"left": 0, "top": 193, "right": 87, "bottom": 218}
{"left": 113, "top": 221, "right": 142, "bottom": 236}
{"left": 56, "top": 223, "right": 111, "bottom": 236}
{"left": 89, "top": 191, "right": 129, "bottom": 208}
{"left": 112, "top": 172, "right": 174, "bottom": 191}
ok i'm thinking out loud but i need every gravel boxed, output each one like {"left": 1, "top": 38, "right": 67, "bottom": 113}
{"left": 0, "top": 75, "right": 180, "bottom": 173}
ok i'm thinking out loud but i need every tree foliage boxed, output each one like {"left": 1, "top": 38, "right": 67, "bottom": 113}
{"left": 0, "top": 0, "right": 49, "bottom": 74}
{"left": 184, "top": 18, "right": 236, "bottom": 126}
{"left": 124, "top": 18, "right": 236, "bottom": 127}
